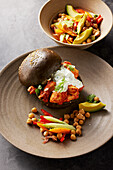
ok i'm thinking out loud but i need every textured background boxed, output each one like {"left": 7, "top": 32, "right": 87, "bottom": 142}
{"left": 0, "top": 0, "right": 113, "bottom": 169}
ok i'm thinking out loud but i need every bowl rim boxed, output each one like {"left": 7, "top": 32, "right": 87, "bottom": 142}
{"left": 38, "top": 0, "right": 113, "bottom": 47}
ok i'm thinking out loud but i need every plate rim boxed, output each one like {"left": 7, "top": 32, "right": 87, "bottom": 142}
{"left": 0, "top": 46, "right": 113, "bottom": 158}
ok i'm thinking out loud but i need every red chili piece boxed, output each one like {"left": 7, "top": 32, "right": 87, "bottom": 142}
{"left": 96, "top": 15, "right": 103, "bottom": 24}
{"left": 40, "top": 115, "right": 53, "bottom": 123}
{"left": 41, "top": 109, "right": 53, "bottom": 117}
{"left": 33, "top": 122, "right": 37, "bottom": 125}
{"left": 59, "top": 118, "right": 63, "bottom": 121}
{"left": 60, "top": 134, "right": 66, "bottom": 142}
{"left": 87, "top": 15, "right": 91, "bottom": 22}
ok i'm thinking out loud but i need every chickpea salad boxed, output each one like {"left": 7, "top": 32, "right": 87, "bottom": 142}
{"left": 50, "top": 5, "right": 103, "bottom": 44}
{"left": 26, "top": 95, "right": 106, "bottom": 144}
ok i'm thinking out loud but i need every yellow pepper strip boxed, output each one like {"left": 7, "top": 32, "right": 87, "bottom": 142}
{"left": 85, "top": 11, "right": 92, "bottom": 18}
{"left": 49, "top": 128, "right": 71, "bottom": 134}
{"left": 37, "top": 122, "right": 49, "bottom": 131}
{"left": 54, "top": 28, "right": 64, "bottom": 34}
{"left": 55, "top": 23, "right": 77, "bottom": 37}
{"left": 67, "top": 40, "right": 72, "bottom": 44}
{"left": 66, "top": 15, "right": 80, "bottom": 22}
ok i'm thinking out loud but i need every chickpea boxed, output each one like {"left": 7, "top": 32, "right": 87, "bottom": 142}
{"left": 95, "top": 31, "right": 100, "bottom": 37}
{"left": 93, "top": 29, "right": 97, "bottom": 35}
{"left": 58, "top": 13, "right": 62, "bottom": 17}
{"left": 70, "top": 113, "right": 75, "bottom": 119}
{"left": 73, "top": 122, "right": 78, "bottom": 127}
{"left": 53, "top": 19, "right": 57, "bottom": 23}
{"left": 79, "top": 120, "right": 84, "bottom": 125}
{"left": 85, "top": 20, "right": 90, "bottom": 27}
{"left": 87, "top": 38, "right": 92, "bottom": 43}
{"left": 94, "top": 96, "right": 99, "bottom": 102}
{"left": 61, "top": 15, "right": 65, "bottom": 20}
{"left": 57, "top": 18, "right": 62, "bottom": 22}
{"left": 76, "top": 128, "right": 82, "bottom": 136}
{"left": 85, "top": 112, "right": 91, "bottom": 118}
{"left": 77, "top": 113, "right": 84, "bottom": 120}
{"left": 73, "top": 110, "right": 79, "bottom": 115}
{"left": 32, "top": 117, "right": 37, "bottom": 122}
{"left": 82, "top": 116, "right": 85, "bottom": 121}
{"left": 40, "top": 128, "right": 45, "bottom": 133}
{"left": 74, "top": 117, "right": 79, "bottom": 122}
{"left": 52, "top": 135, "right": 57, "bottom": 141}
{"left": 57, "top": 133, "right": 63, "bottom": 140}
{"left": 61, "top": 13, "right": 66, "bottom": 16}
{"left": 26, "top": 118, "right": 32, "bottom": 125}
{"left": 31, "top": 107, "right": 37, "bottom": 113}
{"left": 28, "top": 113, "right": 35, "bottom": 119}
{"left": 71, "top": 130, "right": 76, "bottom": 135}
{"left": 43, "top": 131, "right": 49, "bottom": 137}
{"left": 62, "top": 24, "right": 67, "bottom": 29}
{"left": 82, "top": 27, "right": 87, "bottom": 32}
{"left": 64, "top": 17, "right": 68, "bottom": 21}
{"left": 82, "top": 41, "right": 87, "bottom": 44}
{"left": 64, "top": 114, "right": 70, "bottom": 119}
{"left": 64, "top": 119, "right": 69, "bottom": 124}
{"left": 79, "top": 109, "right": 85, "bottom": 115}
{"left": 93, "top": 23, "right": 98, "bottom": 29}
{"left": 70, "top": 134, "right": 76, "bottom": 141}
{"left": 76, "top": 125, "right": 82, "bottom": 130}
{"left": 51, "top": 24, "right": 54, "bottom": 29}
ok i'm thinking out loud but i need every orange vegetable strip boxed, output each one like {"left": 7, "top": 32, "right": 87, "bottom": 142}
{"left": 49, "top": 128, "right": 70, "bottom": 134}
{"left": 37, "top": 122, "right": 49, "bottom": 131}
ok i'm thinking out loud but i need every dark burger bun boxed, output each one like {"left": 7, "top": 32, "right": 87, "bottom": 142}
{"left": 18, "top": 48, "right": 62, "bottom": 87}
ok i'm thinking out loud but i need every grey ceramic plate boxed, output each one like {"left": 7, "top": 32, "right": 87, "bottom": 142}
{"left": 0, "top": 46, "right": 113, "bottom": 158}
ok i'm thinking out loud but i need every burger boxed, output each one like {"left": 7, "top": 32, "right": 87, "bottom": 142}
{"left": 18, "top": 48, "right": 84, "bottom": 108}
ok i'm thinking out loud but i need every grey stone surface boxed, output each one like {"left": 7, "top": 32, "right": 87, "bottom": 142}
{"left": 0, "top": 0, "right": 113, "bottom": 169}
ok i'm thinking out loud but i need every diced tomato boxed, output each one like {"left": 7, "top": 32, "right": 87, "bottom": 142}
{"left": 96, "top": 17, "right": 103, "bottom": 24}
{"left": 61, "top": 61, "right": 72, "bottom": 65}
{"left": 87, "top": 15, "right": 91, "bottom": 22}
{"left": 76, "top": 9, "right": 85, "bottom": 13}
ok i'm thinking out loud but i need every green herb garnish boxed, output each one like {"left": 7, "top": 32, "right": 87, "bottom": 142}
{"left": 66, "top": 64, "right": 75, "bottom": 71}
{"left": 35, "top": 85, "right": 42, "bottom": 95}
{"left": 87, "top": 94, "right": 96, "bottom": 103}
{"left": 55, "top": 78, "right": 65, "bottom": 92}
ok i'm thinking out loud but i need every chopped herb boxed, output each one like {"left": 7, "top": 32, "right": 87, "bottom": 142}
{"left": 55, "top": 78, "right": 65, "bottom": 92}
{"left": 87, "top": 94, "right": 96, "bottom": 103}
{"left": 35, "top": 85, "right": 42, "bottom": 95}
{"left": 35, "top": 88, "right": 40, "bottom": 95}
{"left": 68, "top": 65, "right": 75, "bottom": 71}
